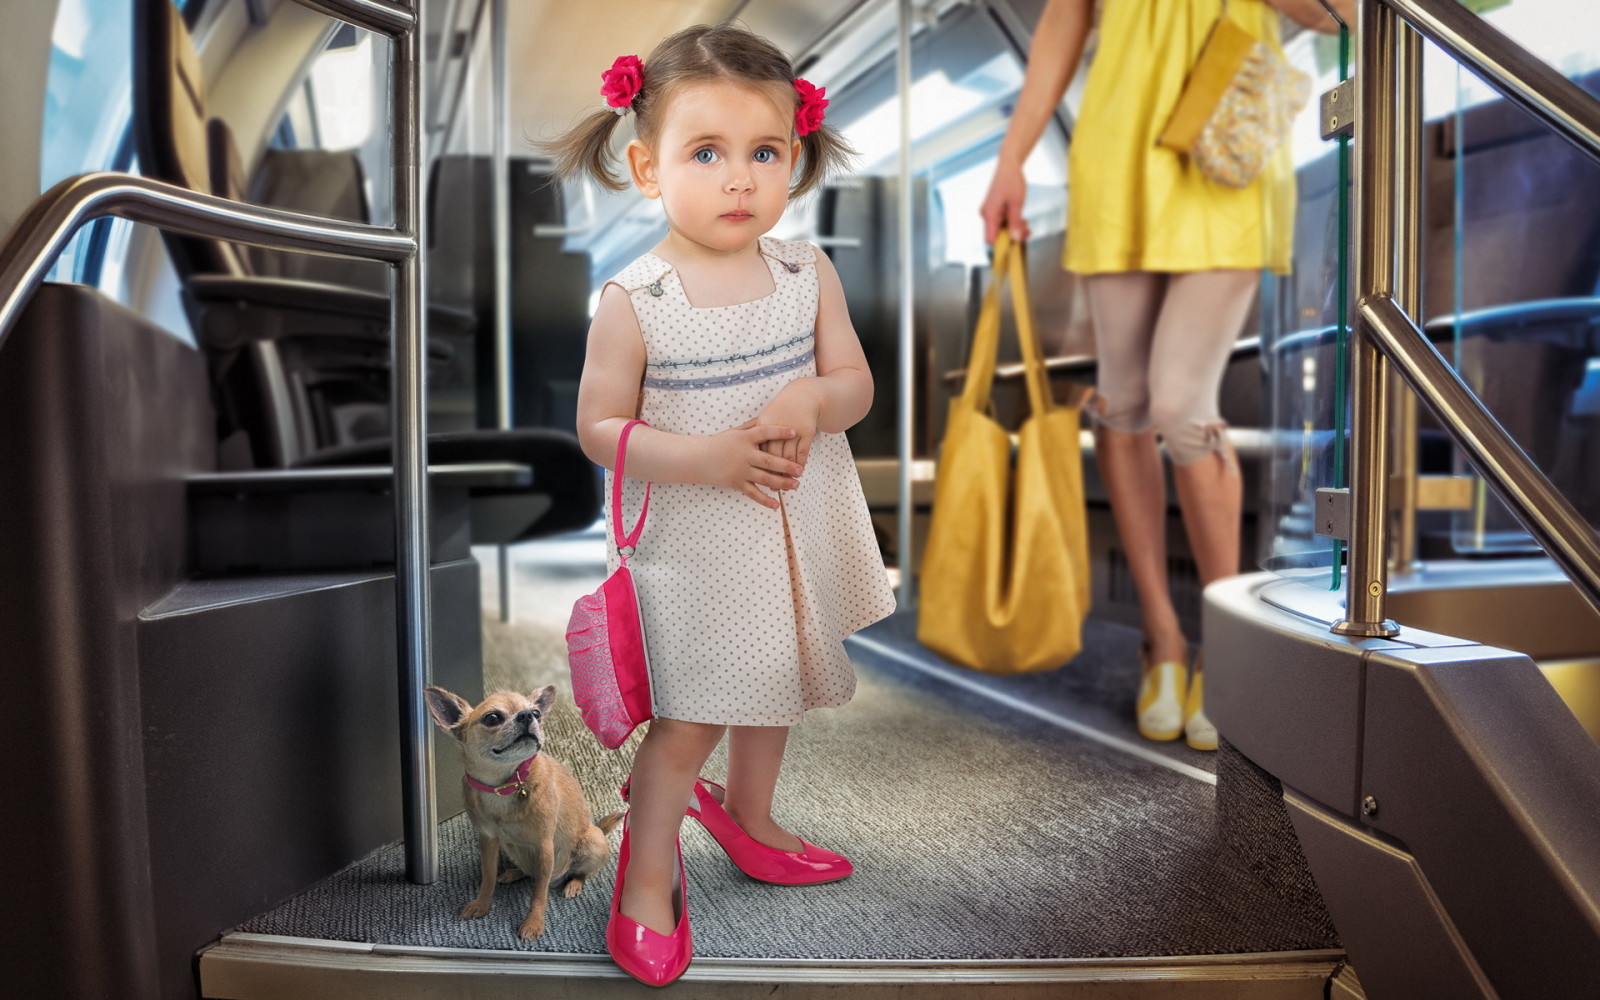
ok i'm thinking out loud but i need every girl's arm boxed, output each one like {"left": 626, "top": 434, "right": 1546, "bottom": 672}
{"left": 979, "top": 0, "right": 1095, "bottom": 244}
{"left": 752, "top": 249, "right": 873, "bottom": 468}
{"left": 1266, "top": 0, "right": 1354, "bottom": 33}
{"left": 576, "top": 283, "right": 803, "bottom": 509}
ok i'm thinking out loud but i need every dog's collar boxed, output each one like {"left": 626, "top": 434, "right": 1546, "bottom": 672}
{"left": 465, "top": 753, "right": 536, "bottom": 799}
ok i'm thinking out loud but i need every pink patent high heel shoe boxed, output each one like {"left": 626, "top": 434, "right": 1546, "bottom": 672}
{"left": 619, "top": 777, "right": 853, "bottom": 885}
{"left": 687, "top": 778, "right": 853, "bottom": 885}
{"left": 606, "top": 815, "right": 692, "bottom": 987}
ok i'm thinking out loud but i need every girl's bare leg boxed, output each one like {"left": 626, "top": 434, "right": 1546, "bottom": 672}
{"left": 622, "top": 718, "right": 724, "bottom": 935}
{"left": 723, "top": 725, "right": 803, "bottom": 851}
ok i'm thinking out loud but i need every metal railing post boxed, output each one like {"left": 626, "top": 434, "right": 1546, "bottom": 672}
{"left": 492, "top": 0, "right": 515, "bottom": 623}
{"left": 1334, "top": 0, "right": 1401, "bottom": 638}
{"left": 895, "top": 0, "right": 917, "bottom": 608}
{"left": 391, "top": 0, "right": 438, "bottom": 884}
{"left": 1386, "top": 16, "right": 1425, "bottom": 575}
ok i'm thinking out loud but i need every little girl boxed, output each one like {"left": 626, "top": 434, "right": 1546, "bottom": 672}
{"left": 546, "top": 24, "right": 895, "bottom": 987}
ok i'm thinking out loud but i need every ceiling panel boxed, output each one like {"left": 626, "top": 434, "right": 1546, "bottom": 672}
{"left": 509, "top": 0, "right": 743, "bottom": 150}
{"left": 507, "top": 0, "right": 883, "bottom": 151}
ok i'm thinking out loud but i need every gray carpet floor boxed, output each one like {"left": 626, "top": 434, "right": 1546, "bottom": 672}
{"left": 854, "top": 609, "right": 1219, "bottom": 774}
{"left": 235, "top": 536, "right": 1336, "bottom": 960}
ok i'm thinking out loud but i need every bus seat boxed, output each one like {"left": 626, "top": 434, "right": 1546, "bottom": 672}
{"left": 134, "top": 0, "right": 598, "bottom": 544}
{"left": 427, "top": 154, "right": 593, "bottom": 436}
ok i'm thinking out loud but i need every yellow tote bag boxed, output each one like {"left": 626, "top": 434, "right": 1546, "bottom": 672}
{"left": 917, "top": 232, "right": 1090, "bottom": 674}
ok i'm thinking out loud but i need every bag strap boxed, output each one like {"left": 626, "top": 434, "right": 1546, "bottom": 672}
{"left": 613, "top": 419, "right": 651, "bottom": 561}
{"left": 960, "top": 229, "right": 1055, "bottom": 419}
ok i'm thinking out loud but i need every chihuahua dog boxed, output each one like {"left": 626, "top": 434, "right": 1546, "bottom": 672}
{"left": 427, "top": 684, "right": 623, "bottom": 940}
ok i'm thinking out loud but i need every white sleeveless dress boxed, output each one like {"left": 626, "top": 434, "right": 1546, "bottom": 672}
{"left": 603, "top": 236, "right": 896, "bottom": 727}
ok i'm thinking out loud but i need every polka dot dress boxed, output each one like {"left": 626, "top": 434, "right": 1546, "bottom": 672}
{"left": 604, "top": 236, "right": 897, "bottom": 727}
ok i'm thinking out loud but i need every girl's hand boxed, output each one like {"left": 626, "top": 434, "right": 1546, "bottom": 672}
{"left": 980, "top": 159, "right": 1030, "bottom": 244}
{"left": 753, "top": 382, "right": 822, "bottom": 469}
{"left": 703, "top": 424, "right": 804, "bottom": 509}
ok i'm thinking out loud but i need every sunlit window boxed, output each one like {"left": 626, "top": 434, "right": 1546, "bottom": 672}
{"left": 1281, "top": 0, "right": 1600, "bottom": 168}
{"left": 42, "top": 0, "right": 134, "bottom": 282}
{"left": 840, "top": 54, "right": 1025, "bottom": 170}
{"left": 1421, "top": 0, "right": 1600, "bottom": 119}
{"left": 306, "top": 32, "right": 378, "bottom": 150}
{"left": 936, "top": 145, "right": 1063, "bottom": 267}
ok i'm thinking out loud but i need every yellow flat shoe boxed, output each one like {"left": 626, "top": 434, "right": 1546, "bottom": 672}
{"left": 1183, "top": 658, "right": 1218, "bottom": 752}
{"left": 1136, "top": 646, "right": 1188, "bottom": 742}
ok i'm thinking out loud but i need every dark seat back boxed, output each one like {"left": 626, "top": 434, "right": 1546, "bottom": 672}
{"left": 134, "top": 0, "right": 250, "bottom": 280}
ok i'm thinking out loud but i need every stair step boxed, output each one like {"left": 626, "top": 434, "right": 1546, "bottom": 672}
{"left": 201, "top": 934, "right": 1346, "bottom": 1000}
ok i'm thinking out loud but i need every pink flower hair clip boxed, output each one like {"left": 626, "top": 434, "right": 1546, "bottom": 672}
{"left": 793, "top": 78, "right": 828, "bottom": 136}
{"left": 602, "top": 55, "right": 643, "bottom": 115}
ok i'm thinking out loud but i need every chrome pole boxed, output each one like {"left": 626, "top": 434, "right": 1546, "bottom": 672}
{"left": 491, "top": 0, "right": 515, "bottom": 623}
{"left": 291, "top": 0, "right": 416, "bottom": 36}
{"left": 431, "top": 0, "right": 464, "bottom": 125}
{"left": 492, "top": 0, "right": 512, "bottom": 433}
{"left": 1387, "top": 20, "right": 1424, "bottom": 574}
{"left": 1333, "top": 0, "right": 1400, "bottom": 638}
{"left": 895, "top": 0, "right": 916, "bottom": 607}
{"left": 392, "top": 0, "right": 438, "bottom": 883}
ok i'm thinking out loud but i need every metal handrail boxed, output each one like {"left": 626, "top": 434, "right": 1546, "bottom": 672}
{"left": 1387, "top": 0, "right": 1600, "bottom": 167}
{"left": 0, "top": 172, "right": 412, "bottom": 351}
{"left": 294, "top": 0, "right": 416, "bottom": 36}
{"left": 0, "top": 0, "right": 437, "bottom": 881}
{"left": 1337, "top": 0, "right": 1600, "bottom": 633}
{"left": 1360, "top": 293, "right": 1600, "bottom": 605}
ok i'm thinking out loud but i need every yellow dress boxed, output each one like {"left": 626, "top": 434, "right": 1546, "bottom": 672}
{"left": 1064, "top": 0, "right": 1296, "bottom": 275}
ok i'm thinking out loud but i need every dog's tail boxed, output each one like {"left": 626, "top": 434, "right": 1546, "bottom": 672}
{"left": 596, "top": 809, "right": 625, "bottom": 834}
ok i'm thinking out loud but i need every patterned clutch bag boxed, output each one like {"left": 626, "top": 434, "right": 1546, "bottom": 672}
{"left": 565, "top": 419, "right": 654, "bottom": 749}
{"left": 1156, "top": 11, "right": 1310, "bottom": 189}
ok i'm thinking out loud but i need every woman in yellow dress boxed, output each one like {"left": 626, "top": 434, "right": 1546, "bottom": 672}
{"left": 981, "top": 0, "right": 1349, "bottom": 750}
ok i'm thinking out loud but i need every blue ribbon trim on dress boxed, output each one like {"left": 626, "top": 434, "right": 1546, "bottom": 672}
{"left": 646, "top": 332, "right": 813, "bottom": 371}
{"left": 642, "top": 348, "right": 815, "bottom": 390}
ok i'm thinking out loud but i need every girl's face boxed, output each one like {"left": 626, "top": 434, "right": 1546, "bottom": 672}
{"left": 628, "top": 78, "right": 802, "bottom": 255}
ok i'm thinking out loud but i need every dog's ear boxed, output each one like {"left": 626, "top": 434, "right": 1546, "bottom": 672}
{"left": 533, "top": 684, "right": 557, "bottom": 714}
{"left": 425, "top": 685, "right": 472, "bottom": 730}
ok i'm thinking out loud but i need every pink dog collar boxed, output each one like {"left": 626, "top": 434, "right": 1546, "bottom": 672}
{"left": 465, "top": 754, "right": 536, "bottom": 799}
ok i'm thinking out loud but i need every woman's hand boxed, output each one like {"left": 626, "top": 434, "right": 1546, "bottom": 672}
{"left": 753, "top": 381, "right": 823, "bottom": 469}
{"left": 980, "top": 158, "right": 1030, "bottom": 244}
{"left": 700, "top": 423, "right": 804, "bottom": 509}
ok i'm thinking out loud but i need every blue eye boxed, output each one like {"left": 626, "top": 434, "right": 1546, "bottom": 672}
{"left": 694, "top": 148, "right": 719, "bottom": 164}
{"left": 753, "top": 148, "right": 776, "bottom": 164}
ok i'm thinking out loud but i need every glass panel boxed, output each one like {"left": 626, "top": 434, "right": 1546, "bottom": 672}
{"left": 41, "top": 0, "right": 134, "bottom": 285}
{"left": 1258, "top": 18, "right": 1353, "bottom": 589}
{"left": 1425, "top": 1, "right": 1600, "bottom": 557}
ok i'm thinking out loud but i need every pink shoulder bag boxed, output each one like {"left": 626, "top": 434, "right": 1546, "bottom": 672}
{"left": 565, "top": 419, "right": 654, "bottom": 749}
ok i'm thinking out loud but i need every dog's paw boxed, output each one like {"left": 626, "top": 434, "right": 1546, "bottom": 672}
{"left": 518, "top": 917, "right": 545, "bottom": 940}
{"left": 497, "top": 867, "right": 527, "bottom": 884}
{"left": 562, "top": 877, "right": 585, "bottom": 899}
{"left": 460, "top": 899, "right": 492, "bottom": 920}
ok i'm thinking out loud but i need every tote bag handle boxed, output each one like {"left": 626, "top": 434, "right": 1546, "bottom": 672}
{"left": 960, "top": 229, "right": 1056, "bottom": 421}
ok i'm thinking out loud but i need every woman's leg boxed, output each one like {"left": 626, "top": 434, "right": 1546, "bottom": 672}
{"left": 723, "top": 725, "right": 802, "bottom": 851}
{"left": 622, "top": 718, "right": 725, "bottom": 935}
{"left": 1085, "top": 271, "right": 1188, "bottom": 666}
{"left": 1146, "top": 268, "right": 1259, "bottom": 749}
{"left": 1146, "top": 269, "right": 1258, "bottom": 589}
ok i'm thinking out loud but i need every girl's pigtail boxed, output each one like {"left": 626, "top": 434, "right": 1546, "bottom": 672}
{"left": 542, "top": 108, "right": 631, "bottom": 191}
{"left": 791, "top": 122, "right": 857, "bottom": 199}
